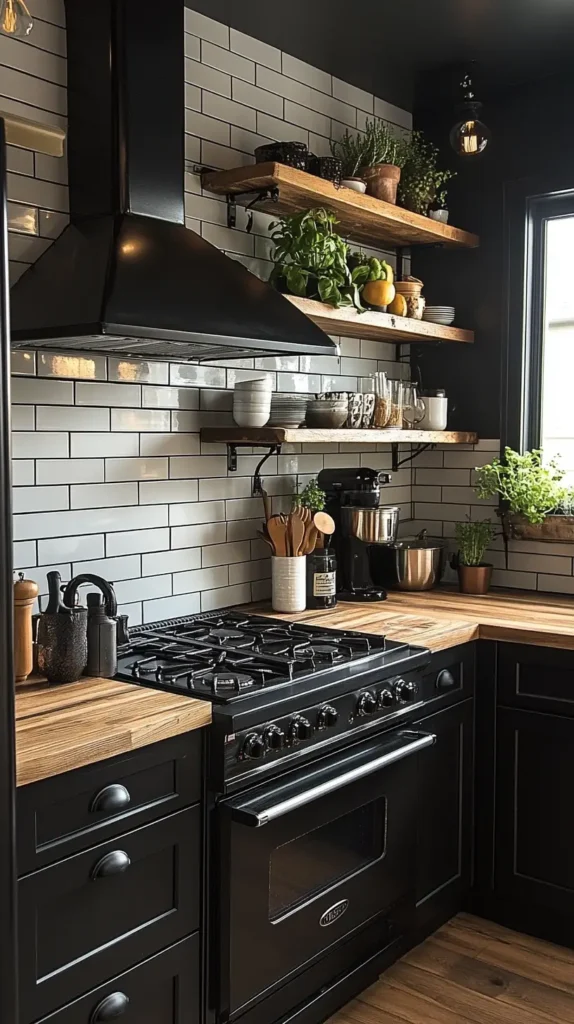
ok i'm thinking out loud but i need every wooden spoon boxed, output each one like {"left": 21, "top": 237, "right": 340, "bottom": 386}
{"left": 289, "top": 512, "right": 306, "bottom": 557}
{"left": 313, "top": 511, "right": 335, "bottom": 536}
{"left": 301, "top": 522, "right": 318, "bottom": 556}
{"left": 266, "top": 515, "right": 288, "bottom": 557}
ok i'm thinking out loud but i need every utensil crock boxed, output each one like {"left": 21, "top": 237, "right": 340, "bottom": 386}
{"left": 271, "top": 557, "right": 306, "bottom": 612}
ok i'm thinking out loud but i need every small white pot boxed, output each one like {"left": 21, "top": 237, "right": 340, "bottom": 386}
{"left": 272, "top": 556, "right": 306, "bottom": 612}
{"left": 233, "top": 408, "right": 270, "bottom": 427}
{"left": 429, "top": 209, "right": 449, "bottom": 223}
{"left": 341, "top": 177, "right": 367, "bottom": 194}
{"left": 419, "top": 396, "right": 448, "bottom": 430}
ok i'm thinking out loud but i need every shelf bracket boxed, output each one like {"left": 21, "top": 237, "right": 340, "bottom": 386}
{"left": 226, "top": 186, "right": 280, "bottom": 230}
{"left": 391, "top": 442, "right": 433, "bottom": 473}
{"left": 251, "top": 446, "right": 282, "bottom": 496}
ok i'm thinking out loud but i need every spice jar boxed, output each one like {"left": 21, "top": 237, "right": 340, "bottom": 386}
{"left": 306, "top": 549, "right": 337, "bottom": 610}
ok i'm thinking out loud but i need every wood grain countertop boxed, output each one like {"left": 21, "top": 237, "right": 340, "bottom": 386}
{"left": 15, "top": 676, "right": 212, "bottom": 787}
{"left": 252, "top": 587, "right": 574, "bottom": 652}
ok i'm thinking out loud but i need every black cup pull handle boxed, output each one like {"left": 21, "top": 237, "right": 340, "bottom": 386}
{"left": 436, "top": 669, "right": 456, "bottom": 690}
{"left": 90, "top": 991, "right": 130, "bottom": 1023}
{"left": 91, "top": 850, "right": 131, "bottom": 880}
{"left": 90, "top": 784, "right": 131, "bottom": 814}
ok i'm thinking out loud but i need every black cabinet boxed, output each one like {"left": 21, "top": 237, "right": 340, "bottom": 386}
{"left": 413, "top": 696, "right": 474, "bottom": 939}
{"left": 34, "top": 934, "right": 199, "bottom": 1024}
{"left": 494, "top": 705, "right": 574, "bottom": 946}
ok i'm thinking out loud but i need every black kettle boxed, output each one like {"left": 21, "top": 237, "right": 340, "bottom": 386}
{"left": 63, "top": 574, "right": 129, "bottom": 679}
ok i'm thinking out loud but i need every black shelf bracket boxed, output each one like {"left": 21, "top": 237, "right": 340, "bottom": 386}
{"left": 391, "top": 442, "right": 433, "bottom": 473}
{"left": 225, "top": 443, "right": 282, "bottom": 494}
{"left": 226, "top": 186, "right": 280, "bottom": 230}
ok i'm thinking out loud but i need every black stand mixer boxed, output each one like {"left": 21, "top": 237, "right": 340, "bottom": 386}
{"left": 317, "top": 468, "right": 400, "bottom": 601}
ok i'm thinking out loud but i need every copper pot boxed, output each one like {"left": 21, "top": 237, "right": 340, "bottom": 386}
{"left": 457, "top": 564, "right": 492, "bottom": 595}
{"left": 359, "top": 164, "right": 401, "bottom": 204}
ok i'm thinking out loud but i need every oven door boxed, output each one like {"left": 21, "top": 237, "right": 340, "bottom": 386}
{"left": 216, "top": 728, "right": 435, "bottom": 1020}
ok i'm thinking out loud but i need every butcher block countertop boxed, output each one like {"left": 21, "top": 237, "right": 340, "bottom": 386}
{"left": 15, "top": 676, "right": 211, "bottom": 787}
{"left": 254, "top": 588, "right": 574, "bottom": 653}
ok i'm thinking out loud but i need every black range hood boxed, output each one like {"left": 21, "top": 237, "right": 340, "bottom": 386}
{"left": 10, "top": 0, "right": 336, "bottom": 362}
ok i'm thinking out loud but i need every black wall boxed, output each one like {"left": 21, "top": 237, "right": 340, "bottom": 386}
{"left": 412, "top": 73, "right": 574, "bottom": 440}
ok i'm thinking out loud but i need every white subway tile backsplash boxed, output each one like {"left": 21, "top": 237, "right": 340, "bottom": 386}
{"left": 76, "top": 382, "right": 141, "bottom": 407}
{"left": 71, "top": 482, "right": 138, "bottom": 510}
{"left": 186, "top": 107, "right": 230, "bottom": 145}
{"left": 142, "top": 547, "right": 201, "bottom": 577}
{"left": 203, "top": 90, "right": 257, "bottom": 131}
{"left": 12, "top": 460, "right": 34, "bottom": 485}
{"left": 114, "top": 574, "right": 172, "bottom": 605}
{"left": 11, "top": 405, "right": 34, "bottom": 429}
{"left": 186, "top": 56, "right": 231, "bottom": 97}
{"left": 198, "top": 477, "right": 252, "bottom": 501}
{"left": 255, "top": 65, "right": 312, "bottom": 106}
{"left": 12, "top": 376, "right": 73, "bottom": 404}
{"left": 143, "top": 592, "right": 201, "bottom": 623}
{"left": 332, "top": 77, "right": 373, "bottom": 113}
{"left": 107, "top": 527, "right": 170, "bottom": 557}
{"left": 202, "top": 40, "right": 255, "bottom": 83}
{"left": 11, "top": 350, "right": 36, "bottom": 376}
{"left": 108, "top": 358, "right": 168, "bottom": 385}
{"left": 37, "top": 352, "right": 106, "bottom": 380}
{"left": 105, "top": 457, "right": 168, "bottom": 482}
{"left": 111, "top": 408, "right": 170, "bottom": 432}
{"left": 201, "top": 583, "right": 251, "bottom": 612}
{"left": 281, "top": 52, "right": 331, "bottom": 94}
{"left": 169, "top": 363, "right": 226, "bottom": 389}
{"left": 284, "top": 100, "right": 330, "bottom": 137}
{"left": 185, "top": 9, "right": 229, "bottom": 47}
{"left": 36, "top": 405, "right": 110, "bottom": 431}
{"left": 36, "top": 458, "right": 104, "bottom": 485}
{"left": 140, "top": 479, "right": 199, "bottom": 505}
{"left": 169, "top": 455, "right": 227, "bottom": 478}
{"left": 169, "top": 499, "right": 225, "bottom": 527}
{"left": 171, "top": 522, "right": 227, "bottom": 549}
{"left": 173, "top": 565, "right": 228, "bottom": 595}
{"left": 13, "top": 431, "right": 68, "bottom": 458}
{"left": 201, "top": 540, "right": 251, "bottom": 567}
{"left": 14, "top": 539, "right": 36, "bottom": 568}
{"left": 230, "top": 28, "right": 281, "bottom": 71}
{"left": 72, "top": 554, "right": 142, "bottom": 582}
{"left": 71, "top": 433, "right": 138, "bottom": 458}
{"left": 38, "top": 533, "right": 105, "bottom": 565}
{"left": 13, "top": 484, "right": 68, "bottom": 513}
{"left": 256, "top": 110, "right": 308, "bottom": 145}
{"left": 184, "top": 33, "right": 201, "bottom": 60}
{"left": 232, "top": 78, "right": 283, "bottom": 118}
{"left": 141, "top": 433, "right": 200, "bottom": 458}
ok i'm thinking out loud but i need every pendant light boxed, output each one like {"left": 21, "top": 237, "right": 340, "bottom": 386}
{"left": 0, "top": 0, "right": 32, "bottom": 38}
{"left": 449, "top": 72, "right": 490, "bottom": 157}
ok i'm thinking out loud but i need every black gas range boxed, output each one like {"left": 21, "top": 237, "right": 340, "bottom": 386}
{"left": 117, "top": 610, "right": 431, "bottom": 792}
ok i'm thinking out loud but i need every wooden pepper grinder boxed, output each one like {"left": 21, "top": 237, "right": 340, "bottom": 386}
{"left": 14, "top": 573, "right": 39, "bottom": 684}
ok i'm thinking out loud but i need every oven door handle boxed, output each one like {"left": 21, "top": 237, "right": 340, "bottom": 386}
{"left": 231, "top": 730, "right": 436, "bottom": 827}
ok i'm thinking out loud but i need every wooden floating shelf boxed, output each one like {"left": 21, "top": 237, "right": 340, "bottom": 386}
{"left": 285, "top": 296, "right": 474, "bottom": 345}
{"left": 201, "top": 427, "right": 478, "bottom": 446}
{"left": 202, "top": 162, "right": 479, "bottom": 250}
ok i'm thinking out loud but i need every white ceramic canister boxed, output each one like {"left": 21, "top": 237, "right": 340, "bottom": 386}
{"left": 271, "top": 556, "right": 306, "bottom": 613}
{"left": 420, "top": 391, "right": 448, "bottom": 430}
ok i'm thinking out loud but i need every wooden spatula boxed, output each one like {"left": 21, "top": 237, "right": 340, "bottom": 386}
{"left": 289, "top": 512, "right": 306, "bottom": 557}
{"left": 267, "top": 515, "right": 288, "bottom": 556}
{"left": 313, "top": 511, "right": 335, "bottom": 536}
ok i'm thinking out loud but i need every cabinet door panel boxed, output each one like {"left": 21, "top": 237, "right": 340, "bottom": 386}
{"left": 496, "top": 707, "right": 574, "bottom": 917}
{"left": 413, "top": 697, "right": 474, "bottom": 937}
{"left": 36, "top": 934, "right": 199, "bottom": 1024}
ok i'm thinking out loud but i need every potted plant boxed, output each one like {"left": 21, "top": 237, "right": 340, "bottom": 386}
{"left": 348, "top": 251, "right": 396, "bottom": 311}
{"left": 398, "top": 131, "right": 455, "bottom": 216}
{"left": 329, "top": 130, "right": 368, "bottom": 193}
{"left": 293, "top": 478, "right": 326, "bottom": 512}
{"left": 268, "top": 208, "right": 363, "bottom": 311}
{"left": 474, "top": 447, "right": 574, "bottom": 542}
{"left": 452, "top": 518, "right": 496, "bottom": 594}
{"left": 359, "top": 120, "right": 408, "bottom": 204}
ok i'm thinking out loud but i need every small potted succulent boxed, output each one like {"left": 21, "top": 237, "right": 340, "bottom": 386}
{"left": 329, "top": 130, "right": 368, "bottom": 192}
{"left": 398, "top": 131, "right": 455, "bottom": 216}
{"left": 452, "top": 518, "right": 496, "bottom": 595}
{"left": 359, "top": 119, "right": 408, "bottom": 204}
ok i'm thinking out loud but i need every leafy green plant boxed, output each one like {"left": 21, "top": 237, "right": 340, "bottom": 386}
{"left": 293, "top": 478, "right": 326, "bottom": 512}
{"left": 455, "top": 518, "right": 496, "bottom": 566}
{"left": 474, "top": 448, "right": 568, "bottom": 525}
{"left": 269, "top": 208, "right": 363, "bottom": 310}
{"left": 397, "top": 131, "right": 455, "bottom": 215}
{"left": 361, "top": 119, "right": 408, "bottom": 168}
{"left": 329, "top": 129, "right": 367, "bottom": 177}
{"left": 347, "top": 251, "right": 393, "bottom": 289}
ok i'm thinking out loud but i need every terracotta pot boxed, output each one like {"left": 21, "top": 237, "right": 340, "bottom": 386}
{"left": 457, "top": 564, "right": 492, "bottom": 595}
{"left": 360, "top": 164, "right": 401, "bottom": 204}
{"left": 506, "top": 513, "right": 574, "bottom": 543}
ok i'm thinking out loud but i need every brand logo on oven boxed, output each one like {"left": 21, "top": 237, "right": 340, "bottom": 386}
{"left": 319, "top": 900, "right": 349, "bottom": 927}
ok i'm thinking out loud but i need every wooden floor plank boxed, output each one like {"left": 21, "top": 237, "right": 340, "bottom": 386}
{"left": 327, "top": 914, "right": 574, "bottom": 1024}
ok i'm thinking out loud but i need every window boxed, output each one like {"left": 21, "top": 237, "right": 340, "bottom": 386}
{"left": 504, "top": 182, "right": 574, "bottom": 478}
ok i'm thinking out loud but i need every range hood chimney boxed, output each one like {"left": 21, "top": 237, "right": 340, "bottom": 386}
{"left": 10, "top": 0, "right": 337, "bottom": 362}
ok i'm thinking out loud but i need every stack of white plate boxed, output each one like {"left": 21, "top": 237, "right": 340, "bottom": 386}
{"left": 268, "top": 393, "right": 308, "bottom": 427}
{"left": 232, "top": 378, "right": 272, "bottom": 427}
{"left": 423, "top": 306, "right": 455, "bottom": 326}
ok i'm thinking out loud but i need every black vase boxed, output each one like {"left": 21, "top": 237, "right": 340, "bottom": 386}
{"left": 37, "top": 609, "right": 88, "bottom": 685}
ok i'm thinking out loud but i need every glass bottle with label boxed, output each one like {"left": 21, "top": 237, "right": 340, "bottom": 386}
{"left": 306, "top": 549, "right": 337, "bottom": 610}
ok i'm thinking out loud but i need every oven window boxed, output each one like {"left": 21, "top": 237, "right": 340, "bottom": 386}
{"left": 268, "top": 799, "right": 386, "bottom": 920}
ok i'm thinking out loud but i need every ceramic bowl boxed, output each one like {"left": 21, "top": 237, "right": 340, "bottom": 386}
{"left": 233, "top": 408, "right": 270, "bottom": 427}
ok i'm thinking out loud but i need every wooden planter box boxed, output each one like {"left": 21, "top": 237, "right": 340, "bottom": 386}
{"left": 507, "top": 513, "right": 574, "bottom": 543}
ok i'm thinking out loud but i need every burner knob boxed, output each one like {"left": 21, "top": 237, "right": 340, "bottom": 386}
{"left": 317, "top": 705, "right": 338, "bottom": 729}
{"left": 394, "top": 679, "right": 418, "bottom": 704}
{"left": 378, "top": 688, "right": 394, "bottom": 708}
{"left": 242, "top": 733, "right": 266, "bottom": 760}
{"left": 289, "top": 716, "right": 313, "bottom": 744}
{"left": 264, "top": 725, "right": 286, "bottom": 750}
{"left": 357, "top": 692, "right": 377, "bottom": 716}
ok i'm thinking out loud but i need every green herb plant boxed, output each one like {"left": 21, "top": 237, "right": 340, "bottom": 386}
{"left": 329, "top": 129, "right": 367, "bottom": 178}
{"left": 455, "top": 518, "right": 496, "bottom": 566}
{"left": 474, "top": 448, "right": 568, "bottom": 525}
{"left": 397, "top": 131, "right": 455, "bottom": 214}
{"left": 293, "top": 478, "right": 326, "bottom": 513}
{"left": 269, "top": 208, "right": 363, "bottom": 310}
{"left": 347, "top": 251, "right": 393, "bottom": 289}
{"left": 330, "top": 121, "right": 407, "bottom": 177}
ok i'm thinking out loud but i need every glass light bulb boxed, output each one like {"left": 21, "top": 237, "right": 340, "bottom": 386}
{"left": 0, "top": 0, "right": 33, "bottom": 37}
{"left": 449, "top": 116, "right": 490, "bottom": 157}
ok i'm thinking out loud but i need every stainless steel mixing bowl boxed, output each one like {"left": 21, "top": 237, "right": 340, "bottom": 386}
{"left": 341, "top": 505, "right": 400, "bottom": 545}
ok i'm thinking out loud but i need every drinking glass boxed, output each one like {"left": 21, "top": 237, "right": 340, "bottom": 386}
{"left": 402, "top": 383, "right": 426, "bottom": 428}
{"left": 387, "top": 379, "right": 404, "bottom": 428}
{"left": 373, "top": 372, "right": 391, "bottom": 427}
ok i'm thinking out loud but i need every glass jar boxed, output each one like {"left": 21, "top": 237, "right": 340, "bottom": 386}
{"left": 306, "top": 549, "right": 337, "bottom": 610}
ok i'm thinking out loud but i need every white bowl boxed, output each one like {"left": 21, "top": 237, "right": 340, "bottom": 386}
{"left": 233, "top": 409, "right": 270, "bottom": 427}
{"left": 234, "top": 378, "right": 273, "bottom": 391}
{"left": 342, "top": 178, "right": 367, "bottom": 194}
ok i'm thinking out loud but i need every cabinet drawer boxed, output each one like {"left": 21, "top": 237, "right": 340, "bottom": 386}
{"left": 35, "top": 933, "right": 199, "bottom": 1024}
{"left": 497, "top": 643, "right": 574, "bottom": 715}
{"left": 17, "top": 732, "right": 202, "bottom": 873}
{"left": 19, "top": 806, "right": 200, "bottom": 1024}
